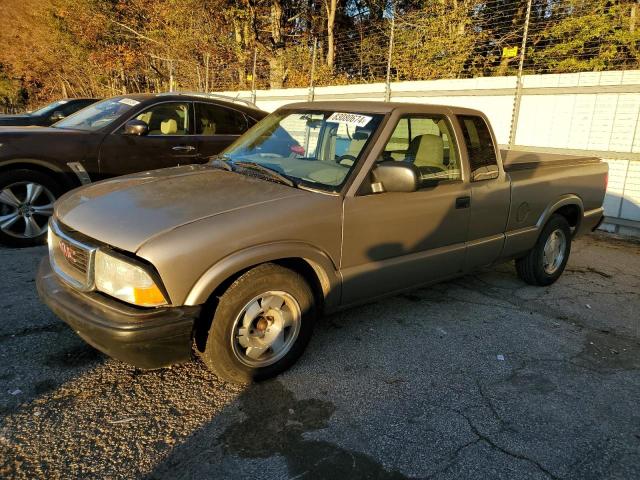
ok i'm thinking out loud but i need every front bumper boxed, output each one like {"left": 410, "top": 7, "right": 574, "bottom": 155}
{"left": 36, "top": 258, "right": 200, "bottom": 369}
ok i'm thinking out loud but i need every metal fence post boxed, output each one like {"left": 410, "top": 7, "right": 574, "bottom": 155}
{"left": 308, "top": 38, "right": 317, "bottom": 102}
{"left": 385, "top": 10, "right": 395, "bottom": 102}
{"left": 169, "top": 60, "right": 174, "bottom": 92}
{"left": 251, "top": 47, "right": 257, "bottom": 104}
{"left": 508, "top": 0, "right": 533, "bottom": 146}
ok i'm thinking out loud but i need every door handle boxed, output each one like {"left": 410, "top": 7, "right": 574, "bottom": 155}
{"left": 172, "top": 145, "right": 196, "bottom": 152}
{"left": 456, "top": 196, "right": 471, "bottom": 209}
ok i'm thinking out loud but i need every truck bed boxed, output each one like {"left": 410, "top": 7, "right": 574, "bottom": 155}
{"left": 498, "top": 147, "right": 608, "bottom": 260}
{"left": 500, "top": 148, "right": 601, "bottom": 172}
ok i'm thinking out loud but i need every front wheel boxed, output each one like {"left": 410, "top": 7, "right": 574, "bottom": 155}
{"left": 515, "top": 214, "right": 571, "bottom": 286}
{"left": 200, "top": 263, "right": 316, "bottom": 383}
{"left": 0, "top": 169, "right": 60, "bottom": 248}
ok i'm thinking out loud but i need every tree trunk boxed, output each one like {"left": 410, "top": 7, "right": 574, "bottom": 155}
{"left": 233, "top": 18, "right": 247, "bottom": 88}
{"left": 268, "top": 0, "right": 285, "bottom": 88}
{"left": 325, "top": 0, "right": 338, "bottom": 70}
{"left": 269, "top": 51, "right": 285, "bottom": 89}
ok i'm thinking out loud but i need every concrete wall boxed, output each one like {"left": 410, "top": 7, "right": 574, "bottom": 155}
{"left": 217, "top": 70, "right": 640, "bottom": 235}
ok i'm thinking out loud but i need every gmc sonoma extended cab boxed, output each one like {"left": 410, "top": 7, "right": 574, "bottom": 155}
{"left": 37, "top": 102, "right": 608, "bottom": 383}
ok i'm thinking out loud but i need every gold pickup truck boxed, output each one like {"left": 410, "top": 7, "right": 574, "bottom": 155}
{"left": 36, "top": 102, "right": 608, "bottom": 383}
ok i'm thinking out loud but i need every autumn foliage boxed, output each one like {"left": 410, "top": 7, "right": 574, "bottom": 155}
{"left": 0, "top": 0, "right": 638, "bottom": 112}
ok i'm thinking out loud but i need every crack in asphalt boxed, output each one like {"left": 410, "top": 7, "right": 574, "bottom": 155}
{"left": 565, "top": 267, "right": 612, "bottom": 278}
{"left": 457, "top": 408, "right": 561, "bottom": 480}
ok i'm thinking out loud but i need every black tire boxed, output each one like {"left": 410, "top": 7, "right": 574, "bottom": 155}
{"left": 0, "top": 169, "right": 61, "bottom": 248}
{"left": 515, "top": 214, "right": 572, "bottom": 286}
{"left": 200, "top": 263, "right": 316, "bottom": 383}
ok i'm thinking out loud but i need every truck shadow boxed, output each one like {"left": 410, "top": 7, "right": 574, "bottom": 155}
{"left": 148, "top": 380, "right": 409, "bottom": 479}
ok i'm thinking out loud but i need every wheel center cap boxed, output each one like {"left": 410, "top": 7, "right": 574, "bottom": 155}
{"left": 18, "top": 204, "right": 31, "bottom": 216}
{"left": 256, "top": 317, "right": 269, "bottom": 332}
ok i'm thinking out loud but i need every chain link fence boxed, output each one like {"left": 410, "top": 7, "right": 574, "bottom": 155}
{"left": 198, "top": 0, "right": 638, "bottom": 93}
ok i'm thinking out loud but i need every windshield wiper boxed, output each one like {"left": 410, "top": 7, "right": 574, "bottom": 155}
{"left": 233, "top": 161, "right": 296, "bottom": 187}
{"left": 209, "top": 155, "right": 234, "bottom": 172}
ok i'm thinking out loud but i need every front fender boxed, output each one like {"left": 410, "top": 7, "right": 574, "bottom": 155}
{"left": 0, "top": 158, "right": 80, "bottom": 190}
{"left": 184, "top": 242, "right": 341, "bottom": 310}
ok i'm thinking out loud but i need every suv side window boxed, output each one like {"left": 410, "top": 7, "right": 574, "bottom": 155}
{"left": 135, "top": 102, "right": 190, "bottom": 136}
{"left": 196, "top": 103, "right": 247, "bottom": 135}
{"left": 458, "top": 115, "right": 499, "bottom": 180}
{"left": 382, "top": 115, "right": 461, "bottom": 186}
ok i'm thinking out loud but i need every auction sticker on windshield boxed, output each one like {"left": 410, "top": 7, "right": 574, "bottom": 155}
{"left": 118, "top": 98, "right": 140, "bottom": 106}
{"left": 327, "top": 112, "right": 372, "bottom": 127}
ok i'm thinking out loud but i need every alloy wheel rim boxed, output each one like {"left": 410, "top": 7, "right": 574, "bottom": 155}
{"left": 542, "top": 229, "right": 566, "bottom": 275}
{"left": 0, "top": 181, "right": 55, "bottom": 239}
{"left": 231, "top": 291, "right": 302, "bottom": 368}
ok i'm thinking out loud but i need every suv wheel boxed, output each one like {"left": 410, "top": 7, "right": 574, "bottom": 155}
{"left": 0, "top": 169, "right": 59, "bottom": 248}
{"left": 200, "top": 263, "right": 316, "bottom": 383}
{"left": 515, "top": 214, "right": 572, "bottom": 286}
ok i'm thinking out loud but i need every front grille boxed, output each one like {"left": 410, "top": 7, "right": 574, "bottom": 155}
{"left": 57, "top": 237, "right": 89, "bottom": 274}
{"left": 49, "top": 220, "right": 97, "bottom": 291}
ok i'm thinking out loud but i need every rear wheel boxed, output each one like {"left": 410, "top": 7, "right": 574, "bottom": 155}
{"left": 515, "top": 214, "right": 571, "bottom": 286}
{"left": 200, "top": 263, "right": 316, "bottom": 383}
{"left": 0, "top": 169, "right": 60, "bottom": 248}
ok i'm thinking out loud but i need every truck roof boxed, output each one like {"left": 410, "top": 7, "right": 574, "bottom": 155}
{"left": 281, "top": 101, "right": 486, "bottom": 117}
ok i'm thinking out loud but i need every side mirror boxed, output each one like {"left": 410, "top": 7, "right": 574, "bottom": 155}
{"left": 123, "top": 119, "right": 149, "bottom": 136}
{"left": 371, "top": 161, "right": 419, "bottom": 193}
{"left": 50, "top": 111, "right": 65, "bottom": 122}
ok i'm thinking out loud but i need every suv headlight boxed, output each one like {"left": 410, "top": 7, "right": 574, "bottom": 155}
{"left": 94, "top": 250, "right": 167, "bottom": 307}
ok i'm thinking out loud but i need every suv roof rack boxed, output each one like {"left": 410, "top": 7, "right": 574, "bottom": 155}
{"left": 156, "top": 91, "right": 258, "bottom": 109}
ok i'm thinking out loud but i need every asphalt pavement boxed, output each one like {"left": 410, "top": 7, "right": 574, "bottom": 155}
{"left": 1, "top": 232, "right": 639, "bottom": 479}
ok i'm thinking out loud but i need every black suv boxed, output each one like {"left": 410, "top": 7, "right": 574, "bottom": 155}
{"left": 0, "top": 93, "right": 266, "bottom": 247}
{"left": 0, "top": 98, "right": 98, "bottom": 127}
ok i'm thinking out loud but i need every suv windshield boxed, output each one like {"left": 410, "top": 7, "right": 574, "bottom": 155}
{"left": 220, "top": 110, "right": 383, "bottom": 191}
{"left": 54, "top": 98, "right": 138, "bottom": 131}
{"left": 30, "top": 100, "right": 69, "bottom": 117}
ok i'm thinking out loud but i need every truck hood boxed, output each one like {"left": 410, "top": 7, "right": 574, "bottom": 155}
{"left": 54, "top": 165, "right": 307, "bottom": 252}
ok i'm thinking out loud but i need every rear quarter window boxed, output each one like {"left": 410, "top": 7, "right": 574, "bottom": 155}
{"left": 458, "top": 115, "right": 498, "bottom": 179}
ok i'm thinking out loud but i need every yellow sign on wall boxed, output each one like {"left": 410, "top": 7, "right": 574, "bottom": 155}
{"left": 502, "top": 46, "right": 519, "bottom": 58}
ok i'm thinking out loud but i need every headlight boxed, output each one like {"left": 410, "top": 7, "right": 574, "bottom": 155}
{"left": 94, "top": 250, "right": 167, "bottom": 307}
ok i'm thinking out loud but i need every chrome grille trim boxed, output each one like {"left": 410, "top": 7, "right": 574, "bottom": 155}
{"left": 48, "top": 219, "right": 97, "bottom": 292}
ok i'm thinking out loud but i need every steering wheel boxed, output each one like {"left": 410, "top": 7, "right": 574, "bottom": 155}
{"left": 336, "top": 154, "right": 357, "bottom": 167}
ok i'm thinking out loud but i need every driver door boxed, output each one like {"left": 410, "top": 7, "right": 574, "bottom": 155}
{"left": 98, "top": 101, "right": 198, "bottom": 178}
{"left": 340, "top": 115, "right": 471, "bottom": 305}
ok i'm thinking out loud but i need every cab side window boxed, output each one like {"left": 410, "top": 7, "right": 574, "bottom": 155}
{"left": 196, "top": 103, "right": 247, "bottom": 135}
{"left": 382, "top": 115, "right": 461, "bottom": 186}
{"left": 135, "top": 102, "right": 190, "bottom": 136}
{"left": 458, "top": 115, "right": 499, "bottom": 180}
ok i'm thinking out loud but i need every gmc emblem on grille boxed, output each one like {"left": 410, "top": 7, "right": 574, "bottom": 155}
{"left": 59, "top": 240, "right": 76, "bottom": 264}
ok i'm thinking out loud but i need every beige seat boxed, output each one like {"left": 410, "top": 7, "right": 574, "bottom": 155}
{"left": 136, "top": 112, "right": 152, "bottom": 125}
{"left": 336, "top": 130, "right": 370, "bottom": 166}
{"left": 160, "top": 118, "right": 178, "bottom": 135}
{"left": 409, "top": 134, "right": 444, "bottom": 169}
{"left": 346, "top": 131, "right": 370, "bottom": 157}
{"left": 201, "top": 118, "right": 216, "bottom": 135}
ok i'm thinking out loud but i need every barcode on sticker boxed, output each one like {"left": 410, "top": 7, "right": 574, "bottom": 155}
{"left": 327, "top": 112, "right": 372, "bottom": 128}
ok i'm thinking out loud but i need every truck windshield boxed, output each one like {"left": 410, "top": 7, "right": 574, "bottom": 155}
{"left": 53, "top": 98, "right": 137, "bottom": 131}
{"left": 220, "top": 110, "right": 383, "bottom": 191}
